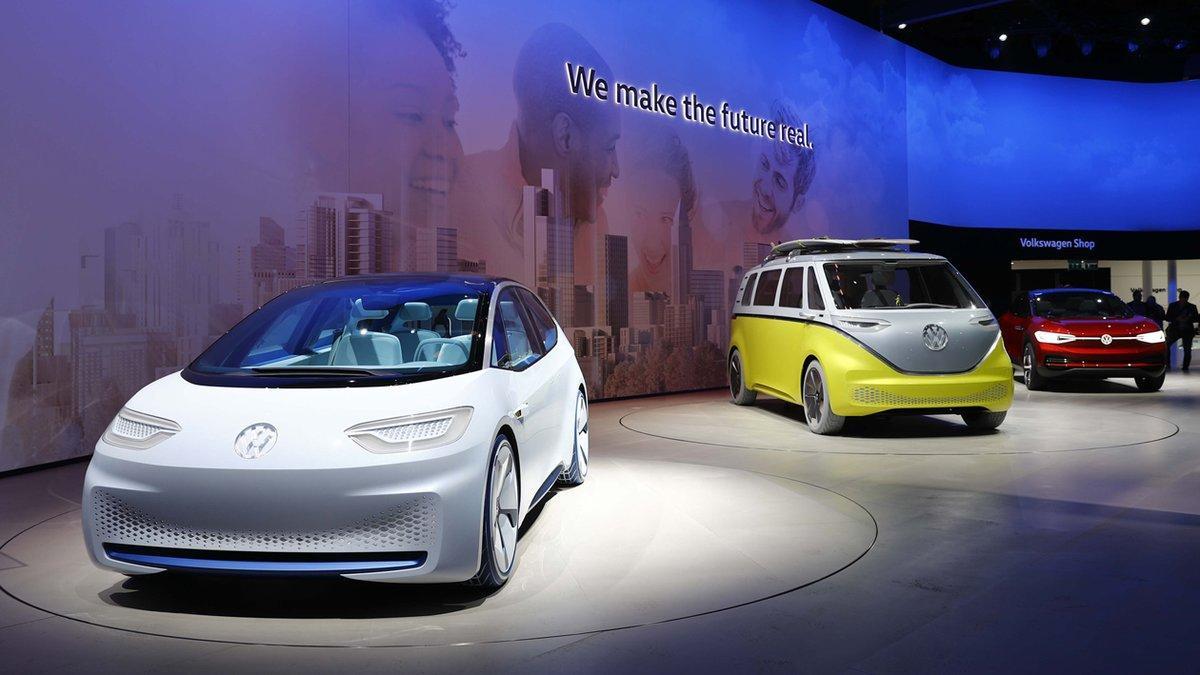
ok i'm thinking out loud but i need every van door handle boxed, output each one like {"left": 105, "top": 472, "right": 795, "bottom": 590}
{"left": 1014, "top": 325, "right": 1025, "bottom": 331}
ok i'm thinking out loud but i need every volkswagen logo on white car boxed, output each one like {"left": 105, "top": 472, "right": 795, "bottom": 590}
{"left": 234, "top": 423, "right": 277, "bottom": 459}
{"left": 1100, "top": 333, "right": 1113, "bottom": 345}
{"left": 922, "top": 324, "right": 949, "bottom": 351}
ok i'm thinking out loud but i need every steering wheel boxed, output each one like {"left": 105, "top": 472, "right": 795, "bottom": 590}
{"left": 414, "top": 338, "right": 469, "bottom": 363}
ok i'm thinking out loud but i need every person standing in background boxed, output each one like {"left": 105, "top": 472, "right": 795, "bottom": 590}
{"left": 1127, "top": 289, "right": 1147, "bottom": 317}
{"left": 1145, "top": 295, "right": 1166, "bottom": 329}
{"left": 1166, "top": 290, "right": 1197, "bottom": 371}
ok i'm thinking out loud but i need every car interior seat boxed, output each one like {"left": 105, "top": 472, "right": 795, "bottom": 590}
{"left": 448, "top": 298, "right": 478, "bottom": 357}
{"left": 861, "top": 268, "right": 901, "bottom": 308}
{"left": 330, "top": 299, "right": 404, "bottom": 366}
{"left": 391, "top": 302, "right": 439, "bottom": 360}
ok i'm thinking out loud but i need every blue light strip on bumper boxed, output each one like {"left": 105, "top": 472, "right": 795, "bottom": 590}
{"left": 106, "top": 548, "right": 424, "bottom": 575}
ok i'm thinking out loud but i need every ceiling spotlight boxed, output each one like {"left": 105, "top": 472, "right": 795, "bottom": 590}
{"left": 1174, "top": 39, "right": 1190, "bottom": 51}
{"left": 999, "top": 33, "right": 1008, "bottom": 42}
{"left": 1078, "top": 38, "right": 1094, "bottom": 56}
{"left": 1140, "top": 17, "right": 1151, "bottom": 27}
{"left": 1128, "top": 39, "right": 1141, "bottom": 54}
{"left": 898, "top": 23, "right": 907, "bottom": 30}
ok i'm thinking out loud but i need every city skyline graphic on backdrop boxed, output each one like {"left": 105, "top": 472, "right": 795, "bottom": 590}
{"left": 0, "top": 0, "right": 911, "bottom": 471}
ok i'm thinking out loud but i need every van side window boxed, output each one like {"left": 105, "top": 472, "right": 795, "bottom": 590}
{"left": 778, "top": 267, "right": 805, "bottom": 308}
{"left": 753, "top": 269, "right": 782, "bottom": 306}
{"left": 740, "top": 273, "right": 758, "bottom": 306}
{"left": 805, "top": 266, "right": 826, "bottom": 311}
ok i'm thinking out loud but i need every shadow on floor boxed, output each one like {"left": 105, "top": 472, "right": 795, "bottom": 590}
{"left": 99, "top": 493, "right": 557, "bottom": 620}
{"left": 753, "top": 398, "right": 1001, "bottom": 440}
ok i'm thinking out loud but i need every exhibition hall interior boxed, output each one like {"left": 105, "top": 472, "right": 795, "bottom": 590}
{"left": 2, "top": 0, "right": 1198, "bottom": 671}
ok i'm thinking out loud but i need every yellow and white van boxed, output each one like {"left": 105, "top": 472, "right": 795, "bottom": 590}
{"left": 728, "top": 239, "right": 1013, "bottom": 434}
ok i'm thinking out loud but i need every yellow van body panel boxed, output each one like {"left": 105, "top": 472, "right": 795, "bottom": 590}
{"left": 730, "top": 315, "right": 1014, "bottom": 416}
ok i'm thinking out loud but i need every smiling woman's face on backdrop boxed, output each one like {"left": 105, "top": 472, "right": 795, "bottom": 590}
{"left": 349, "top": 17, "right": 463, "bottom": 238}
{"left": 615, "top": 168, "right": 679, "bottom": 293}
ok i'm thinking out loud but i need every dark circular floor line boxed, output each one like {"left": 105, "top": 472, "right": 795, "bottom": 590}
{"left": 0, "top": 468, "right": 879, "bottom": 650}
{"left": 616, "top": 405, "right": 1181, "bottom": 457}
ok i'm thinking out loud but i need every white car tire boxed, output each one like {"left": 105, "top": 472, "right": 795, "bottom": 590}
{"left": 558, "top": 390, "right": 589, "bottom": 486}
{"left": 468, "top": 434, "right": 520, "bottom": 589}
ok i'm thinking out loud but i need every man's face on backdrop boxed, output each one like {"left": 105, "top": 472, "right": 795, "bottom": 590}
{"left": 565, "top": 110, "right": 620, "bottom": 223}
{"left": 349, "top": 19, "right": 463, "bottom": 231}
{"left": 750, "top": 141, "right": 798, "bottom": 235}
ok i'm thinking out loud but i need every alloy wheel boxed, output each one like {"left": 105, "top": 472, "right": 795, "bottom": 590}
{"left": 574, "top": 391, "right": 589, "bottom": 477}
{"left": 803, "top": 367, "right": 824, "bottom": 426}
{"left": 489, "top": 440, "right": 519, "bottom": 574}
{"left": 729, "top": 356, "right": 742, "bottom": 398}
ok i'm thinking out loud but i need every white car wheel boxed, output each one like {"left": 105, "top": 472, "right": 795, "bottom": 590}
{"left": 559, "top": 390, "right": 589, "bottom": 486}
{"left": 469, "top": 435, "right": 519, "bottom": 588}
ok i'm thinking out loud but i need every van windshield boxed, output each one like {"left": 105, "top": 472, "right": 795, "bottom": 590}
{"left": 186, "top": 278, "right": 490, "bottom": 387}
{"left": 823, "top": 260, "right": 983, "bottom": 310}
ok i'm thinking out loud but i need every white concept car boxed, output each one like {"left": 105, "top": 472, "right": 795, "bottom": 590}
{"left": 82, "top": 275, "right": 588, "bottom": 588}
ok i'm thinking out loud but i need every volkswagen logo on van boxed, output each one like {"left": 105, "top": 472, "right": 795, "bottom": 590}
{"left": 234, "top": 423, "right": 277, "bottom": 459}
{"left": 922, "top": 324, "right": 949, "bottom": 351}
{"left": 1100, "top": 333, "right": 1113, "bottom": 345}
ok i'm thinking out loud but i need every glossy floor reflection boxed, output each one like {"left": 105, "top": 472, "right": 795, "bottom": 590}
{"left": 1, "top": 373, "right": 1198, "bottom": 671}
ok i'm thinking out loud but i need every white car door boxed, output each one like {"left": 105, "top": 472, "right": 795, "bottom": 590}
{"left": 514, "top": 288, "right": 572, "bottom": 470}
{"left": 491, "top": 288, "right": 556, "bottom": 516}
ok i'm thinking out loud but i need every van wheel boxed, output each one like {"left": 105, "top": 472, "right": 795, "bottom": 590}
{"left": 802, "top": 360, "right": 845, "bottom": 435}
{"left": 1022, "top": 343, "right": 1048, "bottom": 391}
{"left": 729, "top": 350, "right": 757, "bottom": 406}
{"left": 1135, "top": 372, "right": 1165, "bottom": 392}
{"left": 467, "top": 434, "right": 519, "bottom": 589}
{"left": 962, "top": 410, "right": 1006, "bottom": 430}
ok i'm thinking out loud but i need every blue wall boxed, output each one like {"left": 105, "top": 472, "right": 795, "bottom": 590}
{"left": 907, "top": 49, "right": 1200, "bottom": 232}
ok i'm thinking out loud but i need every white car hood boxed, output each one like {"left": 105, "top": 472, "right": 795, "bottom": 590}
{"left": 109, "top": 370, "right": 495, "bottom": 469}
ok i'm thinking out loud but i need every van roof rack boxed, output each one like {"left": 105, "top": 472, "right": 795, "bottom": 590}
{"left": 765, "top": 237, "right": 919, "bottom": 261}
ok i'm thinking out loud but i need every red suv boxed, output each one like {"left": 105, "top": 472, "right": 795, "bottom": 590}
{"left": 999, "top": 288, "right": 1167, "bottom": 392}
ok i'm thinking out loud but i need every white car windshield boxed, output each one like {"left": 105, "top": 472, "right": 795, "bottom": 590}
{"left": 823, "top": 260, "right": 983, "bottom": 310}
{"left": 188, "top": 277, "right": 490, "bottom": 386}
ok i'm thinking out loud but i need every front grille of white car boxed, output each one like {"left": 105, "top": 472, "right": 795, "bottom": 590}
{"left": 91, "top": 489, "right": 437, "bottom": 552}
{"left": 851, "top": 382, "right": 1009, "bottom": 407}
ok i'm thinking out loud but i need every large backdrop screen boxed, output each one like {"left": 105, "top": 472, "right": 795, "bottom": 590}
{"left": 907, "top": 49, "right": 1200, "bottom": 232}
{"left": 0, "top": 0, "right": 907, "bottom": 471}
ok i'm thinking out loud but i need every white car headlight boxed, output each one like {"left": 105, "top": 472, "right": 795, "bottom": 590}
{"left": 102, "top": 407, "right": 182, "bottom": 450}
{"left": 1034, "top": 330, "right": 1076, "bottom": 344}
{"left": 1136, "top": 330, "right": 1166, "bottom": 344}
{"left": 345, "top": 406, "right": 473, "bottom": 454}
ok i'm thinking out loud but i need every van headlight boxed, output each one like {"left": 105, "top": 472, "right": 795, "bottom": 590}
{"left": 345, "top": 407, "right": 473, "bottom": 453}
{"left": 102, "top": 408, "right": 182, "bottom": 450}
{"left": 1034, "top": 330, "right": 1076, "bottom": 344}
{"left": 1136, "top": 330, "right": 1165, "bottom": 344}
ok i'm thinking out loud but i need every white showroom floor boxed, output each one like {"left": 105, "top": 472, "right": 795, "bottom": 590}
{"left": 2, "top": 373, "right": 1198, "bottom": 671}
